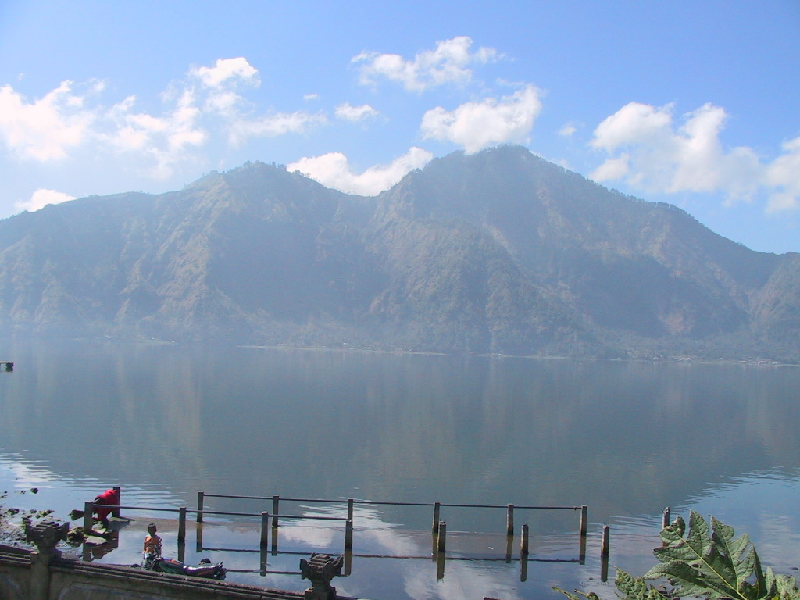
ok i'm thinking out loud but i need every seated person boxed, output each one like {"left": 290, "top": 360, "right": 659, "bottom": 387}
{"left": 143, "top": 522, "right": 162, "bottom": 556}
{"left": 143, "top": 523, "right": 163, "bottom": 568}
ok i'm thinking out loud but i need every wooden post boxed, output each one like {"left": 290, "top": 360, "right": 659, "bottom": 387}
{"left": 260, "top": 545, "right": 267, "bottom": 577}
{"left": 196, "top": 491, "right": 204, "bottom": 523}
{"left": 580, "top": 505, "right": 588, "bottom": 538}
{"left": 506, "top": 504, "right": 514, "bottom": 537}
{"left": 272, "top": 495, "right": 280, "bottom": 528}
{"left": 345, "top": 519, "right": 353, "bottom": 551}
{"left": 662, "top": 506, "right": 671, "bottom": 529}
{"left": 196, "top": 523, "right": 203, "bottom": 553}
{"left": 432, "top": 502, "right": 441, "bottom": 534}
{"left": 178, "top": 507, "right": 187, "bottom": 544}
{"left": 112, "top": 486, "right": 121, "bottom": 518}
{"left": 579, "top": 528, "right": 587, "bottom": 565}
{"left": 579, "top": 505, "right": 588, "bottom": 565}
{"left": 260, "top": 512, "right": 269, "bottom": 547}
{"left": 601, "top": 525, "right": 610, "bottom": 558}
{"left": 520, "top": 523, "right": 529, "bottom": 556}
{"left": 437, "top": 521, "right": 446, "bottom": 553}
{"left": 601, "top": 524, "right": 610, "bottom": 582}
{"left": 83, "top": 502, "right": 93, "bottom": 532}
{"left": 347, "top": 498, "right": 354, "bottom": 522}
{"left": 344, "top": 546, "right": 352, "bottom": 577}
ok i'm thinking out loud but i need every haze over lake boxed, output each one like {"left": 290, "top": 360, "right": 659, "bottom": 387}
{"left": 2, "top": 338, "right": 799, "bottom": 599}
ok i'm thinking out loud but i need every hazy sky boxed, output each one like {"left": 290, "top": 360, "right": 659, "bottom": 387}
{"left": 1, "top": 1, "right": 798, "bottom": 253}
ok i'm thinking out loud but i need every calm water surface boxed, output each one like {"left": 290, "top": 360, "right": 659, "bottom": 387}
{"left": 1, "top": 339, "right": 799, "bottom": 599}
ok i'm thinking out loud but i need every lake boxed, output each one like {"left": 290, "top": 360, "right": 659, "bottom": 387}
{"left": 1, "top": 338, "right": 799, "bottom": 599}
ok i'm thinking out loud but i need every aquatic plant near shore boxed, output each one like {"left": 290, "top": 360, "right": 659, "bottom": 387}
{"left": 556, "top": 511, "right": 800, "bottom": 600}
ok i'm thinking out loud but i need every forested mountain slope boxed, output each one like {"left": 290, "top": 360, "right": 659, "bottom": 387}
{"left": 0, "top": 146, "right": 796, "bottom": 361}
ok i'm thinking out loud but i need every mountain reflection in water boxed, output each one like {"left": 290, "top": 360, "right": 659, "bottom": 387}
{"left": 1, "top": 339, "right": 799, "bottom": 599}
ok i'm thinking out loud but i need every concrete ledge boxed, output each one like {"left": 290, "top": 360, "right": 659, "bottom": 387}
{"left": 1, "top": 544, "right": 325, "bottom": 600}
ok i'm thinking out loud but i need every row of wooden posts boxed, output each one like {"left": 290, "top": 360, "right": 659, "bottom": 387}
{"left": 82, "top": 489, "right": 629, "bottom": 568}
{"left": 84, "top": 489, "right": 593, "bottom": 558}
{"left": 81, "top": 489, "right": 642, "bottom": 583}
{"left": 197, "top": 491, "right": 591, "bottom": 557}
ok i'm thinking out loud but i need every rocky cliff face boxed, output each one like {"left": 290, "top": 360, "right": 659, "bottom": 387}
{"left": 0, "top": 146, "right": 796, "bottom": 361}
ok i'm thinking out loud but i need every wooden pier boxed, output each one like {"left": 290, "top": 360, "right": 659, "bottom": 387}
{"left": 81, "top": 488, "right": 605, "bottom": 583}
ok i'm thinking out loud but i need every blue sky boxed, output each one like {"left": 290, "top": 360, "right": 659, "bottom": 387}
{"left": 1, "top": 0, "right": 798, "bottom": 253}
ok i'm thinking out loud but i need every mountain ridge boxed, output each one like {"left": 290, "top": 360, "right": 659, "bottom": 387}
{"left": 0, "top": 146, "right": 797, "bottom": 362}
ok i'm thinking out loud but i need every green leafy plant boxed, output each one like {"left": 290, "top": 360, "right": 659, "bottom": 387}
{"left": 556, "top": 511, "right": 800, "bottom": 599}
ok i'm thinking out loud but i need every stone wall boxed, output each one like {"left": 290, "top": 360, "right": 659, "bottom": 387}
{"left": 1, "top": 545, "right": 308, "bottom": 600}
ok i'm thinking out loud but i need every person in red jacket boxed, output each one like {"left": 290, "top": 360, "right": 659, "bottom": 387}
{"left": 92, "top": 488, "right": 120, "bottom": 526}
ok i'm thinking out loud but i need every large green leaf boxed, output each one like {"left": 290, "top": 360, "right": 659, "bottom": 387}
{"left": 645, "top": 511, "right": 767, "bottom": 599}
{"left": 556, "top": 512, "right": 800, "bottom": 600}
{"left": 613, "top": 569, "right": 669, "bottom": 600}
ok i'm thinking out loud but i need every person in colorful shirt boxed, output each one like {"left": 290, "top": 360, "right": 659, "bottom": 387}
{"left": 143, "top": 522, "right": 162, "bottom": 568}
{"left": 92, "top": 488, "right": 120, "bottom": 526}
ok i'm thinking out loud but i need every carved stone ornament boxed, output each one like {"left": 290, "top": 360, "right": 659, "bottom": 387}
{"left": 299, "top": 553, "right": 344, "bottom": 600}
{"left": 25, "top": 520, "right": 70, "bottom": 559}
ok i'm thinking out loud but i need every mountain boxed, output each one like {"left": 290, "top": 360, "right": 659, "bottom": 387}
{"left": 0, "top": 147, "right": 797, "bottom": 362}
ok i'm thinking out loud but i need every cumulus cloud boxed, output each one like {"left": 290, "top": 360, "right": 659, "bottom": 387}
{"left": 0, "top": 57, "right": 333, "bottom": 181}
{"left": 353, "top": 36, "right": 499, "bottom": 92}
{"left": 0, "top": 73, "right": 208, "bottom": 180}
{"left": 15, "top": 189, "right": 75, "bottom": 212}
{"left": 591, "top": 153, "right": 629, "bottom": 181}
{"left": 188, "top": 57, "right": 260, "bottom": 121}
{"left": 190, "top": 57, "right": 259, "bottom": 88}
{"left": 334, "top": 102, "right": 378, "bottom": 122}
{"left": 590, "top": 102, "right": 768, "bottom": 204}
{"left": 0, "top": 81, "right": 96, "bottom": 160}
{"left": 288, "top": 147, "right": 433, "bottom": 195}
{"left": 420, "top": 85, "right": 541, "bottom": 153}
{"left": 102, "top": 88, "right": 207, "bottom": 179}
{"left": 765, "top": 137, "right": 800, "bottom": 213}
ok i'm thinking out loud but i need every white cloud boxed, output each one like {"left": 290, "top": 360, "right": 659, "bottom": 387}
{"left": 228, "top": 111, "right": 327, "bottom": 145}
{"left": 334, "top": 102, "right": 378, "bottom": 122}
{"left": 353, "top": 36, "right": 499, "bottom": 92}
{"left": 0, "top": 57, "right": 333, "bottom": 182}
{"left": 288, "top": 147, "right": 433, "bottom": 195}
{"left": 591, "top": 102, "right": 674, "bottom": 151}
{"left": 15, "top": 189, "right": 75, "bottom": 212}
{"left": 559, "top": 122, "right": 577, "bottom": 137}
{"left": 591, "top": 153, "right": 630, "bottom": 181}
{"left": 420, "top": 85, "right": 541, "bottom": 153}
{"left": 0, "top": 81, "right": 96, "bottom": 160}
{"left": 190, "top": 57, "right": 259, "bottom": 88}
{"left": 103, "top": 88, "right": 207, "bottom": 179}
{"left": 765, "top": 137, "right": 800, "bottom": 213}
{"left": 590, "top": 102, "right": 764, "bottom": 204}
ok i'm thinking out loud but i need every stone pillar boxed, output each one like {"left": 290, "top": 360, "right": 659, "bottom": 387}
{"left": 299, "top": 553, "right": 344, "bottom": 600}
{"left": 25, "top": 521, "right": 69, "bottom": 600}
